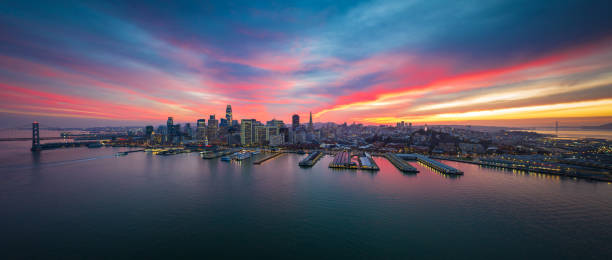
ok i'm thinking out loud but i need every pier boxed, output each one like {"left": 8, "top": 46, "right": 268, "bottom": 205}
{"left": 329, "top": 150, "right": 379, "bottom": 170}
{"left": 397, "top": 154, "right": 463, "bottom": 175}
{"left": 298, "top": 151, "right": 324, "bottom": 167}
{"left": 253, "top": 152, "right": 284, "bottom": 164}
{"left": 384, "top": 153, "right": 419, "bottom": 173}
{"left": 357, "top": 152, "right": 379, "bottom": 171}
{"left": 329, "top": 150, "right": 357, "bottom": 169}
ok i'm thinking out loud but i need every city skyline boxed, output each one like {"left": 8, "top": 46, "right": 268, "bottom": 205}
{"left": 1, "top": 0, "right": 612, "bottom": 128}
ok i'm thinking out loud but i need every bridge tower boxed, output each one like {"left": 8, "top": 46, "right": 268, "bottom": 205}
{"left": 31, "top": 121, "right": 41, "bottom": 151}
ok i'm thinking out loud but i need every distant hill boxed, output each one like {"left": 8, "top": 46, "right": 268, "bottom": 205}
{"left": 582, "top": 123, "right": 612, "bottom": 130}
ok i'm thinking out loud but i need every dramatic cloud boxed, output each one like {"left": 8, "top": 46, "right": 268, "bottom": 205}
{"left": 0, "top": 0, "right": 611, "bottom": 127}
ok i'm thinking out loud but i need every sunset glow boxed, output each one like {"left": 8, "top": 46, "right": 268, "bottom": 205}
{"left": 1, "top": 1, "right": 611, "bottom": 127}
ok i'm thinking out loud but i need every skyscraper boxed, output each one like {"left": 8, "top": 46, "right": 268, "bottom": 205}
{"left": 166, "top": 117, "right": 174, "bottom": 144}
{"left": 196, "top": 119, "right": 206, "bottom": 140}
{"left": 207, "top": 115, "right": 218, "bottom": 140}
{"left": 241, "top": 119, "right": 255, "bottom": 145}
{"left": 292, "top": 114, "right": 300, "bottom": 130}
{"left": 145, "top": 125, "right": 154, "bottom": 140}
{"left": 226, "top": 105, "right": 232, "bottom": 123}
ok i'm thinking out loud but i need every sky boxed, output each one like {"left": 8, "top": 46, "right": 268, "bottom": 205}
{"left": 1, "top": 0, "right": 611, "bottom": 128}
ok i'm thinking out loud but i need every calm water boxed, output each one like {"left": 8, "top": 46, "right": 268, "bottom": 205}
{"left": 1, "top": 141, "right": 611, "bottom": 259}
{"left": 520, "top": 128, "right": 612, "bottom": 140}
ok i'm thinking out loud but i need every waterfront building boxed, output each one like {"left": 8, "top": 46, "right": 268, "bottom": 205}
{"left": 255, "top": 125, "right": 268, "bottom": 145}
{"left": 292, "top": 114, "right": 300, "bottom": 130}
{"left": 269, "top": 134, "right": 284, "bottom": 146}
{"left": 241, "top": 119, "right": 255, "bottom": 145}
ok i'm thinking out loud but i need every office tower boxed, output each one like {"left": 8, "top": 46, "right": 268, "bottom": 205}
{"left": 145, "top": 125, "right": 154, "bottom": 140}
{"left": 166, "top": 117, "right": 174, "bottom": 144}
{"left": 174, "top": 123, "right": 181, "bottom": 143}
{"left": 184, "top": 123, "right": 193, "bottom": 138}
{"left": 196, "top": 119, "right": 206, "bottom": 140}
{"left": 292, "top": 114, "right": 300, "bottom": 130}
{"left": 207, "top": 115, "right": 219, "bottom": 140}
{"left": 219, "top": 118, "right": 228, "bottom": 128}
{"left": 226, "top": 105, "right": 232, "bottom": 123}
{"left": 241, "top": 119, "right": 255, "bottom": 145}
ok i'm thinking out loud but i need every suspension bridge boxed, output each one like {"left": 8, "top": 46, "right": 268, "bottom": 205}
{"left": 0, "top": 122, "right": 101, "bottom": 151}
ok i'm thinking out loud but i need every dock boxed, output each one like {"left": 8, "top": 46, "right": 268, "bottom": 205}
{"left": 358, "top": 152, "right": 379, "bottom": 171}
{"left": 298, "top": 151, "right": 324, "bottom": 167}
{"left": 329, "top": 150, "right": 380, "bottom": 170}
{"left": 397, "top": 154, "right": 463, "bottom": 175}
{"left": 253, "top": 152, "right": 284, "bottom": 164}
{"left": 384, "top": 153, "right": 419, "bottom": 173}
{"left": 329, "top": 150, "right": 358, "bottom": 169}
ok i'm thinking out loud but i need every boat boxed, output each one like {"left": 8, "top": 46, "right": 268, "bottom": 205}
{"left": 221, "top": 156, "right": 231, "bottom": 161}
{"left": 297, "top": 150, "right": 306, "bottom": 154}
{"left": 115, "top": 151, "right": 128, "bottom": 156}
{"left": 234, "top": 152, "right": 251, "bottom": 161}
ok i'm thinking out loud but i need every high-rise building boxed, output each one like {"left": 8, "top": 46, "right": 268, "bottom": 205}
{"left": 184, "top": 123, "right": 193, "bottom": 138}
{"left": 196, "top": 119, "right": 206, "bottom": 140}
{"left": 166, "top": 117, "right": 174, "bottom": 144}
{"left": 219, "top": 118, "right": 228, "bottom": 128}
{"left": 292, "top": 114, "right": 300, "bottom": 130}
{"left": 255, "top": 125, "right": 267, "bottom": 145}
{"left": 207, "top": 115, "right": 219, "bottom": 140}
{"left": 226, "top": 105, "right": 232, "bottom": 123}
{"left": 241, "top": 119, "right": 255, "bottom": 145}
{"left": 145, "top": 125, "right": 154, "bottom": 140}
